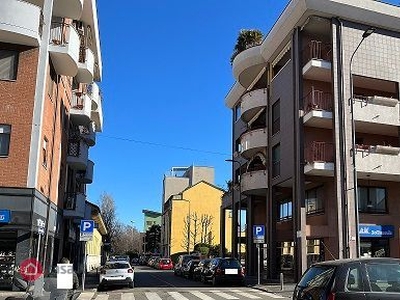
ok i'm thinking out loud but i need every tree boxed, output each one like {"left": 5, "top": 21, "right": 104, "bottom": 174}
{"left": 230, "top": 29, "right": 263, "bottom": 64}
{"left": 145, "top": 224, "right": 161, "bottom": 253}
{"left": 182, "top": 213, "right": 215, "bottom": 252}
{"left": 99, "top": 192, "right": 119, "bottom": 252}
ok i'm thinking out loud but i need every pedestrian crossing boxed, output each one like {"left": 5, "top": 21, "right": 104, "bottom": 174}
{"left": 76, "top": 289, "right": 287, "bottom": 300}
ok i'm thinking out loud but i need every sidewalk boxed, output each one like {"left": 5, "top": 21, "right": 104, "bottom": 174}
{"left": 246, "top": 276, "right": 296, "bottom": 298}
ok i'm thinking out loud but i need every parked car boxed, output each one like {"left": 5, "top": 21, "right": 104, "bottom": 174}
{"left": 193, "top": 259, "right": 211, "bottom": 281}
{"left": 98, "top": 261, "right": 134, "bottom": 290}
{"left": 182, "top": 259, "right": 200, "bottom": 279}
{"left": 157, "top": 258, "right": 174, "bottom": 270}
{"left": 293, "top": 257, "right": 400, "bottom": 300}
{"left": 202, "top": 257, "right": 245, "bottom": 286}
{"left": 174, "top": 254, "right": 201, "bottom": 276}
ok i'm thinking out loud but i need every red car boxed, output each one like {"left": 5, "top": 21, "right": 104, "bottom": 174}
{"left": 158, "top": 258, "right": 174, "bottom": 270}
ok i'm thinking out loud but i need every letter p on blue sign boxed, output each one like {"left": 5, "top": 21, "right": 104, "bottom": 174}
{"left": 80, "top": 220, "right": 94, "bottom": 233}
{"left": 253, "top": 225, "right": 265, "bottom": 243}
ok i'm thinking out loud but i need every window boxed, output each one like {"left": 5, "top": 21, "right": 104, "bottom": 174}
{"left": 0, "top": 125, "right": 11, "bottom": 156}
{"left": 234, "top": 104, "right": 241, "bottom": 122}
{"left": 347, "top": 266, "right": 363, "bottom": 291}
{"left": 358, "top": 187, "right": 387, "bottom": 213}
{"left": 272, "top": 144, "right": 280, "bottom": 177}
{"left": 42, "top": 137, "right": 48, "bottom": 167}
{"left": 0, "top": 50, "right": 18, "bottom": 80}
{"left": 272, "top": 100, "right": 280, "bottom": 135}
{"left": 279, "top": 200, "right": 292, "bottom": 220}
{"left": 305, "top": 186, "right": 324, "bottom": 214}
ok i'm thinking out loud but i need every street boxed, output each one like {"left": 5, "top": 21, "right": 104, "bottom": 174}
{"left": 79, "top": 265, "right": 291, "bottom": 299}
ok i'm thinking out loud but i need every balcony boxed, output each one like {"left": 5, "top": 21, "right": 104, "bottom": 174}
{"left": 232, "top": 46, "right": 265, "bottom": 88}
{"left": 304, "top": 141, "right": 334, "bottom": 176}
{"left": 356, "top": 145, "right": 400, "bottom": 182}
{"left": 240, "top": 128, "right": 268, "bottom": 159}
{"left": 67, "top": 139, "right": 88, "bottom": 170}
{"left": 70, "top": 91, "right": 92, "bottom": 125}
{"left": 240, "top": 88, "right": 268, "bottom": 123}
{"left": 77, "top": 160, "right": 94, "bottom": 184}
{"left": 353, "top": 95, "right": 400, "bottom": 135}
{"left": 302, "top": 40, "right": 332, "bottom": 82}
{"left": 53, "top": 0, "right": 84, "bottom": 20}
{"left": 88, "top": 83, "right": 103, "bottom": 132}
{"left": 0, "top": 0, "right": 41, "bottom": 46}
{"left": 63, "top": 192, "right": 85, "bottom": 219}
{"left": 80, "top": 123, "right": 96, "bottom": 146}
{"left": 241, "top": 169, "right": 268, "bottom": 196}
{"left": 303, "top": 88, "right": 333, "bottom": 128}
{"left": 76, "top": 47, "right": 95, "bottom": 83}
{"left": 49, "top": 22, "right": 80, "bottom": 77}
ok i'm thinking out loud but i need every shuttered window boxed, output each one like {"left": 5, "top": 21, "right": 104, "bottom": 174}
{"left": 0, "top": 50, "right": 18, "bottom": 80}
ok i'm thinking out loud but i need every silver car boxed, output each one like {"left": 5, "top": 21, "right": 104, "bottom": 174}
{"left": 99, "top": 261, "right": 134, "bottom": 290}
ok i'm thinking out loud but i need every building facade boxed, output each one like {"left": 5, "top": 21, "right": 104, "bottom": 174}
{"left": 224, "top": 0, "right": 400, "bottom": 281}
{"left": 162, "top": 181, "right": 225, "bottom": 257}
{"left": 142, "top": 209, "right": 162, "bottom": 231}
{"left": 0, "top": 0, "right": 104, "bottom": 288}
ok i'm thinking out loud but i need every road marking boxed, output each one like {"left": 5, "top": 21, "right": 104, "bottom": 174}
{"left": 94, "top": 294, "right": 109, "bottom": 300}
{"left": 190, "top": 291, "right": 215, "bottom": 300}
{"left": 168, "top": 291, "right": 189, "bottom": 300}
{"left": 210, "top": 291, "right": 239, "bottom": 299}
{"left": 257, "top": 291, "right": 285, "bottom": 299}
{"left": 233, "top": 291, "right": 261, "bottom": 299}
{"left": 77, "top": 292, "right": 95, "bottom": 300}
{"left": 121, "top": 292, "right": 135, "bottom": 300}
{"left": 145, "top": 292, "right": 163, "bottom": 300}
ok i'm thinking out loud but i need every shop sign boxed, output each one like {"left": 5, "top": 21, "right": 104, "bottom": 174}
{"left": 0, "top": 210, "right": 11, "bottom": 223}
{"left": 359, "top": 224, "right": 394, "bottom": 238}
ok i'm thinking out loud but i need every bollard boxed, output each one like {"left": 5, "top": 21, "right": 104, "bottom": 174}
{"left": 280, "top": 272, "right": 284, "bottom": 291}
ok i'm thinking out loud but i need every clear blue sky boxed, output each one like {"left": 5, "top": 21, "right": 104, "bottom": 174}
{"left": 87, "top": 0, "right": 399, "bottom": 232}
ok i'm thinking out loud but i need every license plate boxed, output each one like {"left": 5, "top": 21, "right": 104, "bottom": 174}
{"left": 225, "top": 269, "right": 238, "bottom": 274}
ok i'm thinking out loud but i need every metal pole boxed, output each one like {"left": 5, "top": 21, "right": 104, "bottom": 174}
{"left": 82, "top": 241, "right": 87, "bottom": 291}
{"left": 257, "top": 244, "right": 261, "bottom": 285}
{"left": 36, "top": 234, "right": 42, "bottom": 263}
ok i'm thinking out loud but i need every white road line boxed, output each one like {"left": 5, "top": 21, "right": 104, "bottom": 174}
{"left": 257, "top": 291, "right": 285, "bottom": 299}
{"left": 77, "top": 292, "right": 96, "bottom": 300}
{"left": 145, "top": 292, "right": 163, "bottom": 300}
{"left": 233, "top": 291, "right": 261, "bottom": 299}
{"left": 190, "top": 291, "right": 215, "bottom": 300}
{"left": 94, "top": 294, "right": 109, "bottom": 300}
{"left": 210, "top": 291, "right": 239, "bottom": 299}
{"left": 121, "top": 292, "right": 135, "bottom": 300}
{"left": 168, "top": 291, "right": 189, "bottom": 300}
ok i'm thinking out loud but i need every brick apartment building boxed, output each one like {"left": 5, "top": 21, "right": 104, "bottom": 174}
{"left": 223, "top": 0, "right": 400, "bottom": 281}
{"left": 0, "top": 0, "right": 104, "bottom": 288}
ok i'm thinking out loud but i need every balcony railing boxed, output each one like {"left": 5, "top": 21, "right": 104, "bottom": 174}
{"left": 303, "top": 40, "right": 332, "bottom": 65}
{"left": 303, "top": 89, "right": 332, "bottom": 113}
{"left": 50, "top": 22, "right": 74, "bottom": 46}
{"left": 305, "top": 141, "right": 334, "bottom": 163}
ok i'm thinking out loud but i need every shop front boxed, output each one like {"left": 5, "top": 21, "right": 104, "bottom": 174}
{"left": 359, "top": 224, "right": 394, "bottom": 257}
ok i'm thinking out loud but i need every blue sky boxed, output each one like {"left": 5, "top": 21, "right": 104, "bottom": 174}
{"left": 88, "top": 0, "right": 398, "bottom": 232}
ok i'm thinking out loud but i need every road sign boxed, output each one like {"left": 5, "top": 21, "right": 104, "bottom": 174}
{"left": 37, "top": 219, "right": 45, "bottom": 235}
{"left": 0, "top": 210, "right": 11, "bottom": 223}
{"left": 80, "top": 220, "right": 94, "bottom": 233}
{"left": 253, "top": 225, "right": 265, "bottom": 243}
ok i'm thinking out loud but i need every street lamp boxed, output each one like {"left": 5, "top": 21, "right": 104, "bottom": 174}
{"left": 349, "top": 26, "right": 375, "bottom": 258}
{"left": 226, "top": 159, "right": 242, "bottom": 260}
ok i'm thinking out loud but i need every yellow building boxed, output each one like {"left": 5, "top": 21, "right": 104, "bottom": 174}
{"left": 162, "top": 181, "right": 231, "bottom": 256}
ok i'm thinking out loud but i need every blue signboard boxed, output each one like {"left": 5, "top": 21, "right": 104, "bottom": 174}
{"left": 359, "top": 224, "right": 394, "bottom": 238}
{"left": 80, "top": 220, "right": 94, "bottom": 233}
{"left": 0, "top": 210, "right": 11, "bottom": 223}
{"left": 253, "top": 225, "right": 265, "bottom": 243}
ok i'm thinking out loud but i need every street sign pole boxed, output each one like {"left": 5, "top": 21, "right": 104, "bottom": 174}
{"left": 82, "top": 241, "right": 86, "bottom": 291}
{"left": 257, "top": 244, "right": 261, "bottom": 285}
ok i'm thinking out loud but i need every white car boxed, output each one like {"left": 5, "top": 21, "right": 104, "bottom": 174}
{"left": 98, "top": 261, "right": 134, "bottom": 290}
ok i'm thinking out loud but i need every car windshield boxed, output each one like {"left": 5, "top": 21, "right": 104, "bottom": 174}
{"left": 105, "top": 262, "right": 130, "bottom": 269}
{"left": 298, "top": 265, "right": 335, "bottom": 288}
{"left": 220, "top": 259, "right": 241, "bottom": 268}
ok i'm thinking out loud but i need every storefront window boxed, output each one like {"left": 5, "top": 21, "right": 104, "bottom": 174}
{"left": 360, "top": 239, "right": 390, "bottom": 257}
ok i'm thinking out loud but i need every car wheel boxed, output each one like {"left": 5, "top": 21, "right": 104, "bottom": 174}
{"left": 97, "top": 284, "right": 105, "bottom": 291}
{"left": 129, "top": 281, "right": 134, "bottom": 288}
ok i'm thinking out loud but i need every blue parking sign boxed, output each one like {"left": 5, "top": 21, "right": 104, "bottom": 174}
{"left": 80, "top": 220, "right": 94, "bottom": 233}
{"left": 253, "top": 225, "right": 265, "bottom": 243}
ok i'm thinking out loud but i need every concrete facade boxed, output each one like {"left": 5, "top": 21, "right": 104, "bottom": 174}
{"left": 224, "top": 0, "right": 400, "bottom": 282}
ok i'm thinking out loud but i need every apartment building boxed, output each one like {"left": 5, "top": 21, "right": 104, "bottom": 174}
{"left": 224, "top": 0, "right": 400, "bottom": 281}
{"left": 161, "top": 166, "right": 231, "bottom": 257}
{"left": 0, "top": 0, "right": 104, "bottom": 287}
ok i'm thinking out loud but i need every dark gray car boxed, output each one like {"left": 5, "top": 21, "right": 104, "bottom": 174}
{"left": 293, "top": 257, "right": 400, "bottom": 300}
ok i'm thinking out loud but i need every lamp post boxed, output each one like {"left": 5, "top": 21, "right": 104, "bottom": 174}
{"left": 130, "top": 220, "right": 136, "bottom": 252}
{"left": 226, "top": 159, "right": 242, "bottom": 260}
{"left": 349, "top": 27, "right": 375, "bottom": 258}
